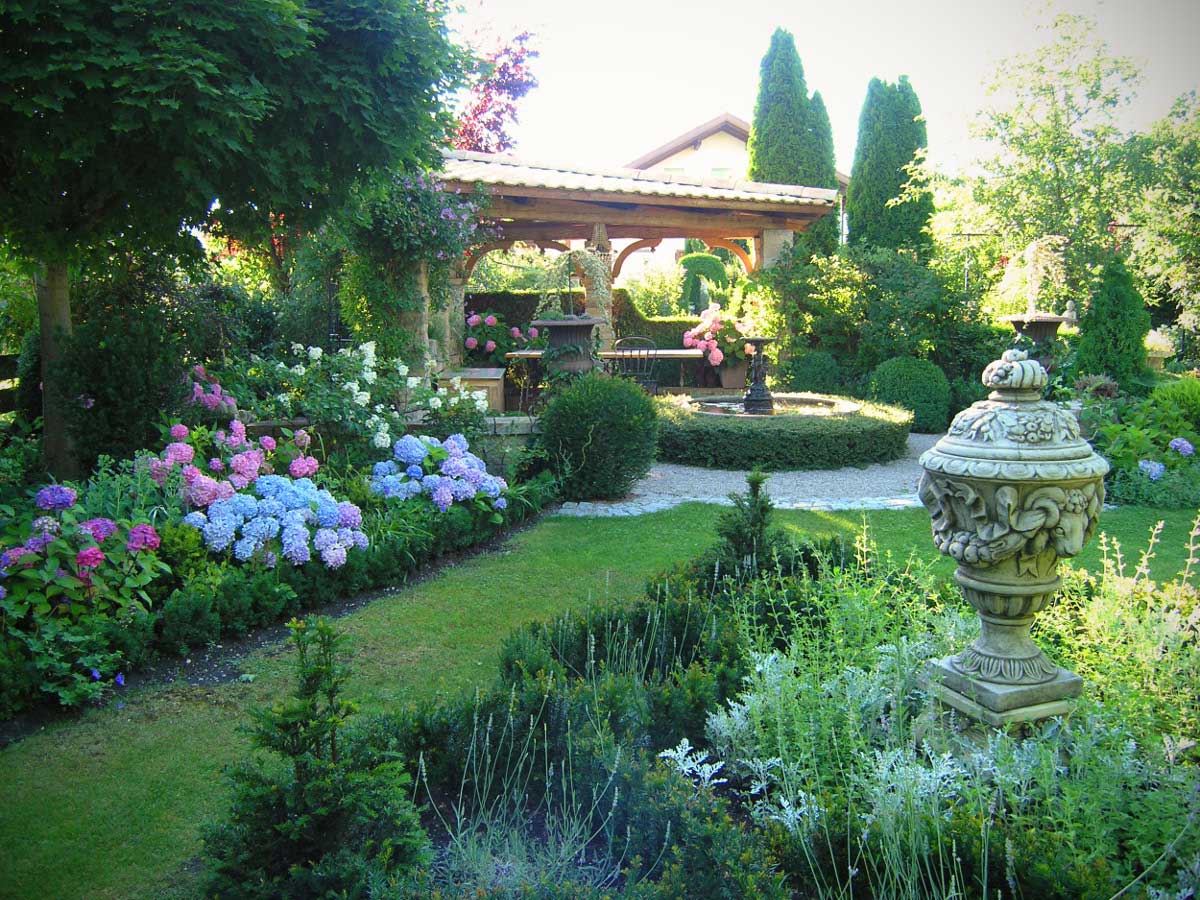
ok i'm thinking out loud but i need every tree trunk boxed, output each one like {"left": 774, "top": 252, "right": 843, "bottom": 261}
{"left": 35, "top": 260, "right": 78, "bottom": 478}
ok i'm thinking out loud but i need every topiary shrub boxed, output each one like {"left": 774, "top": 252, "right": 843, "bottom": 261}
{"left": 655, "top": 396, "right": 910, "bottom": 470}
{"left": 783, "top": 351, "right": 840, "bottom": 393}
{"left": 539, "top": 373, "right": 658, "bottom": 500}
{"left": 1151, "top": 377, "right": 1200, "bottom": 432}
{"left": 1075, "top": 257, "right": 1150, "bottom": 390}
{"left": 869, "top": 357, "right": 950, "bottom": 432}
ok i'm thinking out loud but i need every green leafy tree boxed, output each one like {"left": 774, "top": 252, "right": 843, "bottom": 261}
{"left": 1127, "top": 94, "right": 1200, "bottom": 318}
{"left": 847, "top": 76, "right": 933, "bottom": 252}
{"left": 1076, "top": 257, "right": 1150, "bottom": 389}
{"left": 971, "top": 13, "right": 1138, "bottom": 294}
{"left": 0, "top": 0, "right": 460, "bottom": 474}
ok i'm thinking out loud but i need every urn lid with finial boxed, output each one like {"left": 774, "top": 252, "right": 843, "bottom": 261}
{"left": 919, "top": 349, "right": 1109, "bottom": 483}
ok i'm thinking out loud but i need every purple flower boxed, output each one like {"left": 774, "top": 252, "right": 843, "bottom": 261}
{"left": 76, "top": 546, "right": 105, "bottom": 569}
{"left": 115, "top": 673, "right": 125, "bottom": 687}
{"left": 1138, "top": 459, "right": 1166, "bottom": 481}
{"left": 126, "top": 524, "right": 161, "bottom": 552}
{"left": 90, "top": 668, "right": 101, "bottom": 681}
{"left": 336, "top": 501, "right": 362, "bottom": 528}
{"left": 79, "top": 518, "right": 118, "bottom": 543}
{"left": 35, "top": 484, "right": 77, "bottom": 512}
{"left": 1169, "top": 437, "right": 1195, "bottom": 457}
{"left": 320, "top": 545, "right": 347, "bottom": 569}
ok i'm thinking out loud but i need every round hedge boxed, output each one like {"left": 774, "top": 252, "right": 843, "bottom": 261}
{"left": 540, "top": 373, "right": 659, "bottom": 500}
{"left": 655, "top": 395, "right": 911, "bottom": 471}
{"left": 784, "top": 351, "right": 841, "bottom": 393}
{"left": 869, "top": 357, "right": 950, "bottom": 433}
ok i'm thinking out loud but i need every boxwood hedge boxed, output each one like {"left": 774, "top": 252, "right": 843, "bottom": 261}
{"left": 655, "top": 395, "right": 911, "bottom": 470}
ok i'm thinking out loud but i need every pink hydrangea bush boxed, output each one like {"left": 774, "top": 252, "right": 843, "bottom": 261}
{"left": 682, "top": 303, "right": 753, "bottom": 367}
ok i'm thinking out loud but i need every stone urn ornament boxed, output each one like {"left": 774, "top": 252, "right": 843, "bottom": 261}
{"left": 917, "top": 349, "right": 1109, "bottom": 726}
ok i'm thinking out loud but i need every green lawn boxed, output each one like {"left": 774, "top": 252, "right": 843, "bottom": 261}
{"left": 0, "top": 502, "right": 1195, "bottom": 899}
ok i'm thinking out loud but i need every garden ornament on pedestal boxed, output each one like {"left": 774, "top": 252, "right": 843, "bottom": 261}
{"left": 917, "top": 349, "right": 1109, "bottom": 726}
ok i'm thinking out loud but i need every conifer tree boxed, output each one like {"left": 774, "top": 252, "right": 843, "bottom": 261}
{"left": 847, "top": 76, "right": 933, "bottom": 252}
{"left": 1075, "top": 256, "right": 1150, "bottom": 389}
{"left": 748, "top": 30, "right": 839, "bottom": 259}
{"left": 747, "top": 29, "right": 810, "bottom": 185}
{"left": 798, "top": 91, "right": 839, "bottom": 256}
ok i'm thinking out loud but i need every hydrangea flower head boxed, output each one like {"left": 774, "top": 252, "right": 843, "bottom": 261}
{"left": 169, "top": 424, "right": 189, "bottom": 440}
{"left": 76, "top": 546, "right": 105, "bottom": 569}
{"left": 394, "top": 435, "right": 429, "bottom": 466}
{"left": 1138, "top": 459, "right": 1167, "bottom": 481}
{"left": 32, "top": 516, "right": 60, "bottom": 536}
{"left": 36, "top": 484, "right": 77, "bottom": 512}
{"left": 79, "top": 518, "right": 117, "bottom": 542}
{"left": 1169, "top": 437, "right": 1195, "bottom": 457}
{"left": 126, "top": 524, "right": 161, "bottom": 552}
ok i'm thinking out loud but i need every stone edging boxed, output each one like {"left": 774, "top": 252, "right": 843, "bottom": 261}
{"left": 554, "top": 493, "right": 923, "bottom": 518}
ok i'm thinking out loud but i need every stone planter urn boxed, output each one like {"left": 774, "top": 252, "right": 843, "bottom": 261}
{"left": 531, "top": 316, "right": 604, "bottom": 374}
{"left": 917, "top": 349, "right": 1109, "bottom": 726}
{"left": 719, "top": 358, "right": 749, "bottom": 390}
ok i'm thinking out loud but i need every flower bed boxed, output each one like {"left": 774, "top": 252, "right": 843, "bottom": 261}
{"left": 0, "top": 414, "right": 556, "bottom": 718}
{"left": 654, "top": 394, "right": 912, "bottom": 470}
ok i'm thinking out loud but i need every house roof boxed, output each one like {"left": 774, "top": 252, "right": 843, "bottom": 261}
{"left": 625, "top": 112, "right": 751, "bottom": 169}
{"left": 440, "top": 149, "right": 838, "bottom": 209}
{"left": 624, "top": 111, "right": 850, "bottom": 193}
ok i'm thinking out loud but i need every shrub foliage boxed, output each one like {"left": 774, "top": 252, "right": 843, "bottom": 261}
{"left": 655, "top": 396, "right": 911, "bottom": 470}
{"left": 540, "top": 373, "right": 659, "bottom": 500}
{"left": 1076, "top": 257, "right": 1151, "bottom": 389}
{"left": 869, "top": 356, "right": 950, "bottom": 432}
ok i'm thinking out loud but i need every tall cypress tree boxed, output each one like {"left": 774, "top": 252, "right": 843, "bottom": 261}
{"left": 847, "top": 76, "right": 933, "bottom": 252}
{"left": 748, "top": 30, "right": 839, "bottom": 259}
{"left": 798, "top": 91, "right": 839, "bottom": 256}
{"left": 747, "top": 28, "right": 809, "bottom": 184}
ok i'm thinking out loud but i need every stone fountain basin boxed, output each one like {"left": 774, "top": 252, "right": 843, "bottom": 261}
{"left": 692, "top": 392, "right": 862, "bottom": 418}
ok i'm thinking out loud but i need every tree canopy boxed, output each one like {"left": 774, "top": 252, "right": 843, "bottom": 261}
{"left": 846, "top": 76, "right": 932, "bottom": 252}
{"left": 971, "top": 13, "right": 1137, "bottom": 292}
{"left": 0, "top": 0, "right": 461, "bottom": 472}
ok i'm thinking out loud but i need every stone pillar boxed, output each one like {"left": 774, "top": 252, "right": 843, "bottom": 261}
{"left": 917, "top": 350, "right": 1109, "bottom": 727}
{"left": 757, "top": 228, "right": 793, "bottom": 269}
{"left": 399, "top": 261, "right": 431, "bottom": 368}
{"left": 583, "top": 224, "right": 615, "bottom": 345}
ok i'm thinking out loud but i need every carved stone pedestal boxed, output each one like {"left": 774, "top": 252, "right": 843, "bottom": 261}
{"left": 918, "top": 349, "right": 1108, "bottom": 727}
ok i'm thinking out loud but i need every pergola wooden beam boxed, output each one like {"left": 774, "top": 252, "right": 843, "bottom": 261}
{"left": 485, "top": 195, "right": 818, "bottom": 234}
{"left": 492, "top": 224, "right": 759, "bottom": 242}
{"left": 444, "top": 180, "right": 835, "bottom": 217}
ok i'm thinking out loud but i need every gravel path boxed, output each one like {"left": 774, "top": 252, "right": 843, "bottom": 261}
{"left": 555, "top": 432, "right": 942, "bottom": 517}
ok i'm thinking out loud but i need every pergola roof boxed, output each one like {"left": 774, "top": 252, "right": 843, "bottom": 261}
{"left": 439, "top": 149, "right": 837, "bottom": 243}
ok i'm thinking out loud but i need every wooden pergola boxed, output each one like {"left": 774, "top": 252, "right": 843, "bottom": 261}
{"left": 422, "top": 150, "right": 838, "bottom": 367}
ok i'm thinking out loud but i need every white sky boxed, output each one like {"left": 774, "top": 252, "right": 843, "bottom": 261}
{"left": 453, "top": 0, "right": 1200, "bottom": 176}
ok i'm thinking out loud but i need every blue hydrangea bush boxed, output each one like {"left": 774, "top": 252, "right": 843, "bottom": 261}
{"left": 370, "top": 433, "right": 508, "bottom": 521}
{"left": 183, "top": 476, "right": 368, "bottom": 570}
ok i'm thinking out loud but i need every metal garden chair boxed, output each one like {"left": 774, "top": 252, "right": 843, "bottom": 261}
{"left": 609, "top": 336, "right": 659, "bottom": 395}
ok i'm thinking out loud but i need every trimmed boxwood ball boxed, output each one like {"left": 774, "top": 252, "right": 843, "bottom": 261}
{"left": 784, "top": 351, "right": 841, "bottom": 393}
{"left": 869, "top": 357, "right": 950, "bottom": 433}
{"left": 655, "top": 396, "right": 911, "bottom": 471}
{"left": 539, "top": 373, "right": 659, "bottom": 500}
